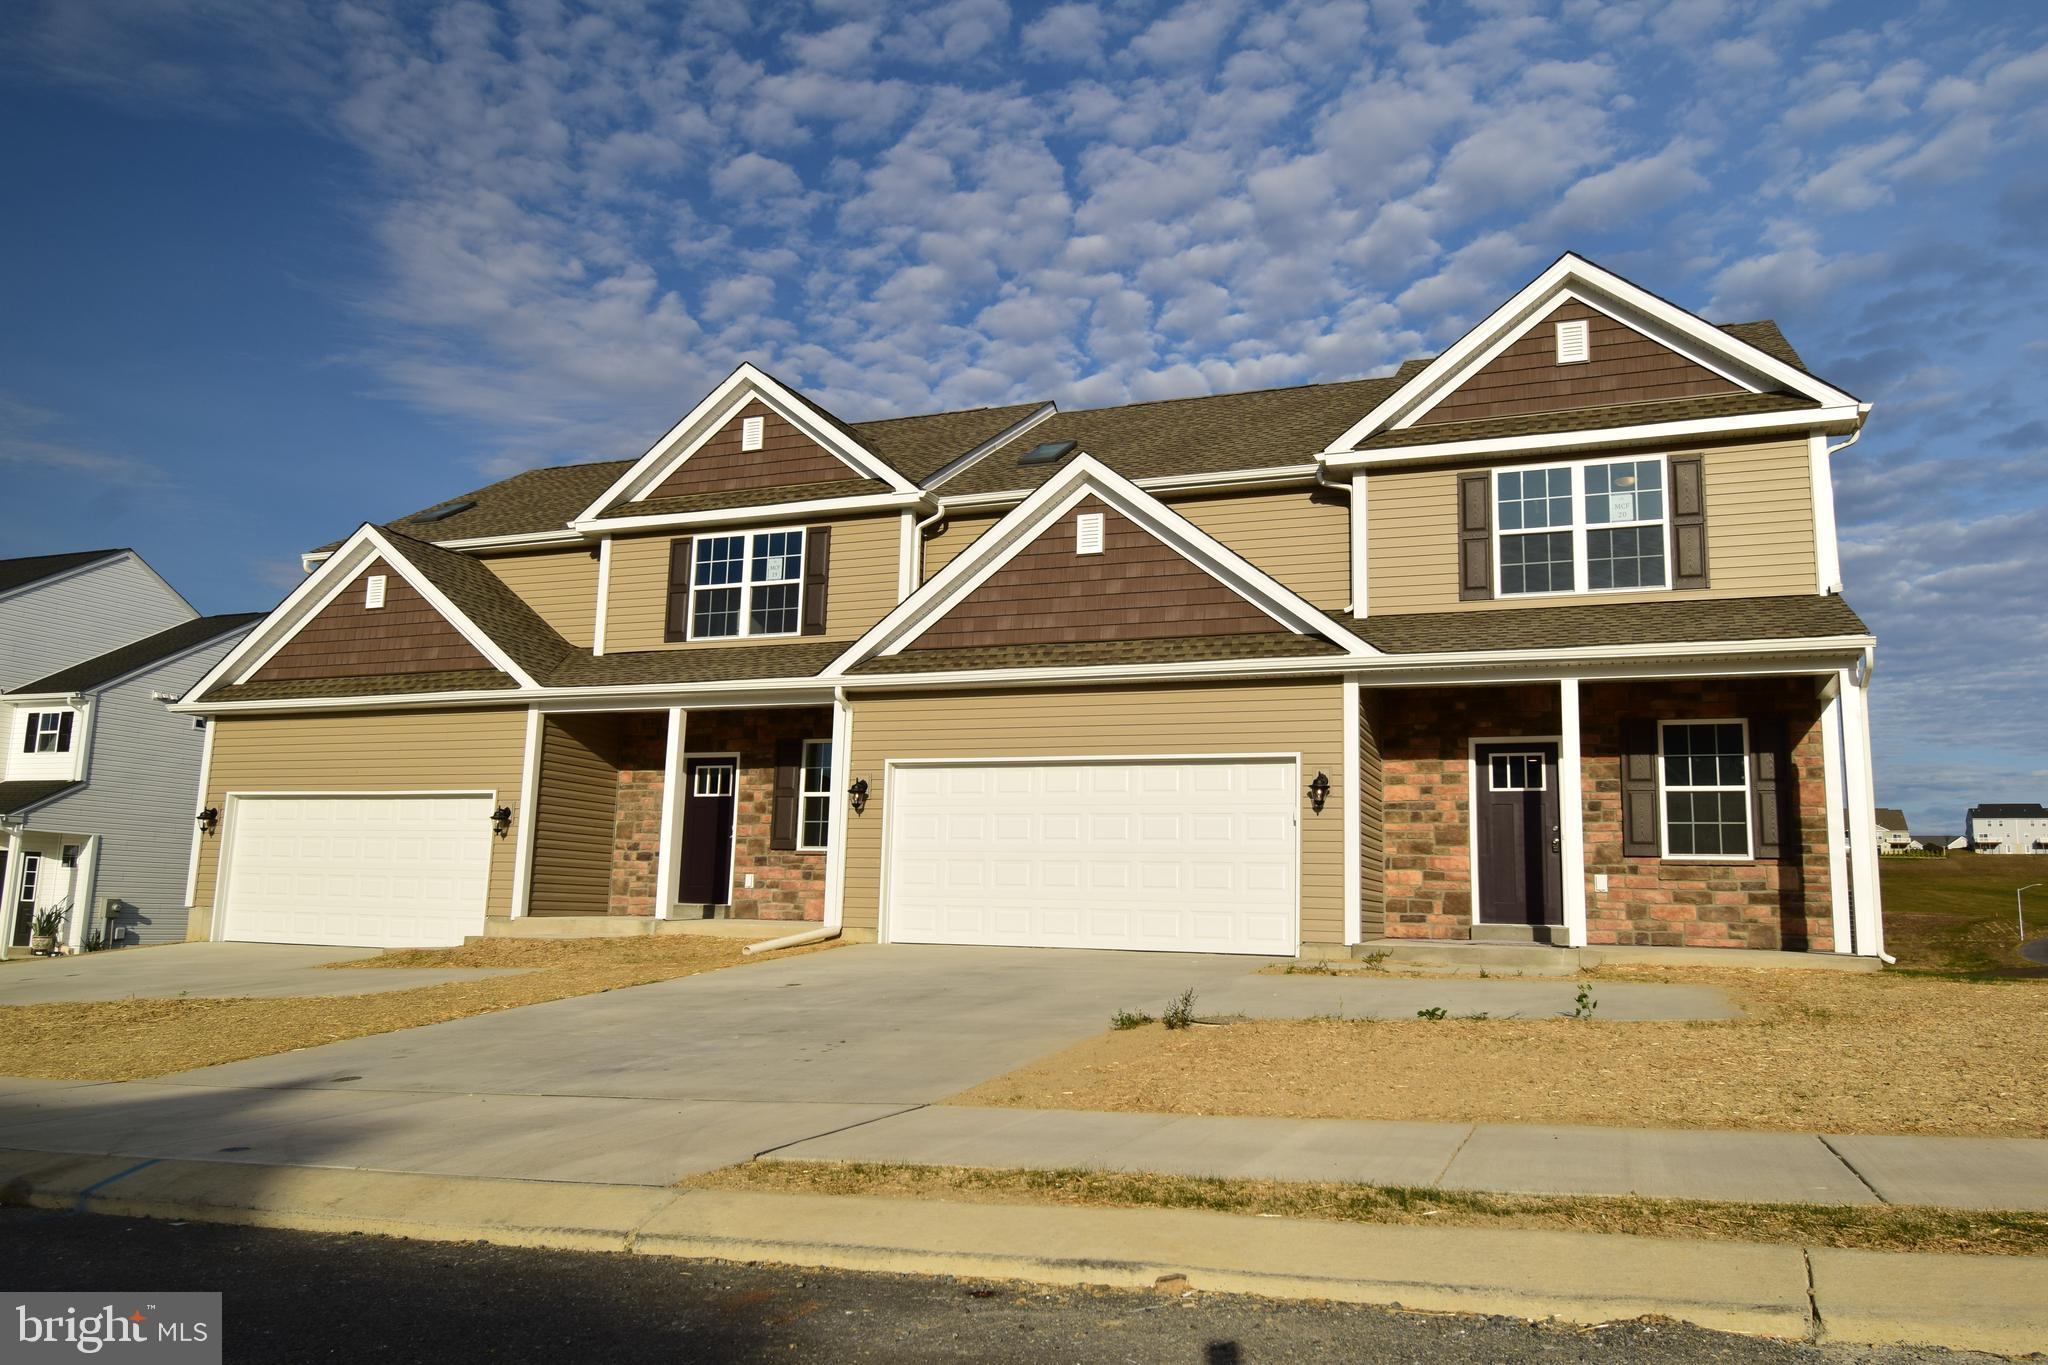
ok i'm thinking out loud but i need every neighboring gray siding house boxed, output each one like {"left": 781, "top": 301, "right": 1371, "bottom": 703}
{"left": 0, "top": 550, "right": 196, "bottom": 690}
{"left": 0, "top": 549, "right": 259, "bottom": 953}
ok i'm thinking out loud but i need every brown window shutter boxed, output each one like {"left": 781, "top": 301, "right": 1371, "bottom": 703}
{"left": 770, "top": 739, "right": 802, "bottom": 850}
{"left": 801, "top": 527, "right": 831, "bottom": 636}
{"left": 1748, "top": 717, "right": 1786, "bottom": 860}
{"left": 1457, "top": 471, "right": 1492, "bottom": 600}
{"left": 1670, "top": 456, "right": 1709, "bottom": 589}
{"left": 1622, "top": 718, "right": 1660, "bottom": 857}
{"left": 663, "top": 537, "right": 693, "bottom": 642}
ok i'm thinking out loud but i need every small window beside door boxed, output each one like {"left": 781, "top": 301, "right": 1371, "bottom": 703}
{"left": 799, "top": 740, "right": 832, "bottom": 850}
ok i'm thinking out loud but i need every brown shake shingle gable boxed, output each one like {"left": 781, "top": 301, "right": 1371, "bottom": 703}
{"left": 372, "top": 528, "right": 577, "bottom": 680}
{"left": 1352, "top": 391, "right": 1822, "bottom": 450}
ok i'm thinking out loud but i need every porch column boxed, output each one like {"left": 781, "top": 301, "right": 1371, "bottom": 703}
{"left": 1558, "top": 676, "right": 1589, "bottom": 948}
{"left": 0, "top": 827, "right": 24, "bottom": 961}
{"left": 1839, "top": 660, "right": 1886, "bottom": 957}
{"left": 822, "top": 690, "right": 853, "bottom": 931}
{"left": 508, "top": 707, "right": 544, "bottom": 918}
{"left": 653, "top": 707, "right": 687, "bottom": 919}
{"left": 1342, "top": 673, "right": 1363, "bottom": 945}
{"left": 1818, "top": 679, "right": 1853, "bottom": 953}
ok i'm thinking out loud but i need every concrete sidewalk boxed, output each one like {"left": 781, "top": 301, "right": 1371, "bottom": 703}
{"left": 0, "top": 1148, "right": 2039, "bottom": 1355}
{"left": 766, "top": 1104, "right": 2048, "bottom": 1210}
{"left": 5, "top": 1073, "right": 2044, "bottom": 1210}
{"left": 0, "top": 942, "right": 527, "bottom": 1003}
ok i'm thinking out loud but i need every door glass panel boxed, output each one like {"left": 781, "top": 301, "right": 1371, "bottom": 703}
{"left": 1488, "top": 752, "right": 1546, "bottom": 791}
{"left": 692, "top": 763, "right": 735, "bottom": 797}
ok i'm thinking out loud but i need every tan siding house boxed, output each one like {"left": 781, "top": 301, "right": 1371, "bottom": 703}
{"left": 174, "top": 257, "right": 1888, "bottom": 964}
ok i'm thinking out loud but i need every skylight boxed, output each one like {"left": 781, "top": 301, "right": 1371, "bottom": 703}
{"left": 412, "top": 499, "right": 478, "bottom": 523}
{"left": 1017, "top": 440, "right": 1077, "bottom": 466}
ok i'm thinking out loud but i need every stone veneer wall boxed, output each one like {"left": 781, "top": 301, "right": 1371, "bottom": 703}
{"left": 1376, "top": 678, "right": 1832, "bottom": 950}
{"left": 608, "top": 707, "right": 831, "bottom": 921}
{"left": 1579, "top": 677, "right": 1832, "bottom": 951}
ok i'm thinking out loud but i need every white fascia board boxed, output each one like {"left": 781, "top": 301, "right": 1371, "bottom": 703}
{"left": 822, "top": 454, "right": 1377, "bottom": 675}
{"left": 572, "top": 491, "right": 928, "bottom": 536}
{"left": 303, "top": 529, "right": 586, "bottom": 573}
{"left": 1321, "top": 405, "right": 1865, "bottom": 470}
{"left": 920, "top": 402, "right": 1059, "bottom": 491}
{"left": 577, "top": 364, "right": 919, "bottom": 523}
{"left": 1328, "top": 254, "right": 1859, "bottom": 451}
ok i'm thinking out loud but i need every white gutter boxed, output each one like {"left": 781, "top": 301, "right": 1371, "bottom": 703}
{"left": 571, "top": 491, "right": 929, "bottom": 536}
{"left": 1321, "top": 405, "right": 1867, "bottom": 470}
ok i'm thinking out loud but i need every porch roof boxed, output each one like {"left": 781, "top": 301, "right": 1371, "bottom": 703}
{"left": 0, "top": 780, "right": 82, "bottom": 817}
{"left": 849, "top": 632, "right": 1346, "bottom": 674}
{"left": 1349, "top": 593, "right": 1870, "bottom": 654}
{"left": 547, "top": 640, "right": 848, "bottom": 687}
{"left": 199, "top": 669, "right": 520, "bottom": 703}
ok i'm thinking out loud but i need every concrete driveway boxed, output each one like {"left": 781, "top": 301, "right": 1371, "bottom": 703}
{"left": 0, "top": 942, "right": 526, "bottom": 1004}
{"left": 0, "top": 945, "right": 1734, "bottom": 1187}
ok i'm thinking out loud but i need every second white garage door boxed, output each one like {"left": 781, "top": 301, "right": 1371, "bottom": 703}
{"left": 884, "top": 758, "right": 1297, "bottom": 955}
{"left": 219, "top": 794, "right": 493, "bottom": 948}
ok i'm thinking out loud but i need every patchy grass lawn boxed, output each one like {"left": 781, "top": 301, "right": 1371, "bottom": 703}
{"left": 688, "top": 1159, "right": 2048, "bottom": 1258}
{"left": 953, "top": 967, "right": 2048, "bottom": 1137}
{"left": 0, "top": 936, "right": 836, "bottom": 1082}
{"left": 1879, "top": 853, "right": 2048, "bottom": 976}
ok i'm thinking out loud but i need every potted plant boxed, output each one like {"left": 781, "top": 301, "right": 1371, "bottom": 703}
{"left": 29, "top": 906, "right": 66, "bottom": 956}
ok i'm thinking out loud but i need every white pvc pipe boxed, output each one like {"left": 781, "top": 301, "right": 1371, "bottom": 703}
{"left": 742, "top": 926, "right": 841, "bottom": 956}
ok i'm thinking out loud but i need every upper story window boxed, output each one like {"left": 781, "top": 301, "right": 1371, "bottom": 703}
{"left": 1496, "top": 456, "right": 1668, "bottom": 597}
{"left": 690, "top": 529, "right": 804, "bottom": 639}
{"left": 22, "top": 711, "right": 74, "bottom": 754}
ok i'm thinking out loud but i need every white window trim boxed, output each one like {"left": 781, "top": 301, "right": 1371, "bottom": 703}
{"left": 684, "top": 526, "right": 808, "bottom": 642}
{"left": 692, "top": 761, "right": 736, "bottom": 797}
{"left": 798, "top": 737, "right": 832, "bottom": 851}
{"left": 1492, "top": 454, "right": 1674, "bottom": 600}
{"left": 24, "top": 710, "right": 74, "bottom": 755}
{"left": 1656, "top": 717, "right": 1753, "bottom": 863}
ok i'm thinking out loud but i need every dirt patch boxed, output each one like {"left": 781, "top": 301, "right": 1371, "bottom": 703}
{"left": 952, "top": 967, "right": 2048, "bottom": 1137}
{"left": 688, "top": 1159, "right": 2048, "bottom": 1257}
{"left": 0, "top": 937, "right": 837, "bottom": 1082}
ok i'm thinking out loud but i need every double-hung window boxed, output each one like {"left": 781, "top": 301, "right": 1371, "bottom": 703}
{"left": 798, "top": 739, "right": 832, "bottom": 850}
{"left": 1659, "top": 720, "right": 1750, "bottom": 858}
{"left": 1496, "top": 457, "right": 1669, "bottom": 596}
{"left": 689, "top": 529, "right": 804, "bottom": 639}
{"left": 22, "top": 711, "right": 73, "bottom": 754}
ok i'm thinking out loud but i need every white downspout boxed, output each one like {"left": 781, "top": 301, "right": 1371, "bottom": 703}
{"left": 909, "top": 498, "right": 946, "bottom": 591}
{"left": 1314, "top": 461, "right": 1358, "bottom": 615}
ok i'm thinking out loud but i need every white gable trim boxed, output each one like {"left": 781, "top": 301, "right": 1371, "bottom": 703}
{"left": 1321, "top": 404, "right": 1866, "bottom": 471}
{"left": 186, "top": 526, "right": 540, "bottom": 699}
{"left": 576, "top": 364, "right": 918, "bottom": 523}
{"left": 1326, "top": 254, "right": 1858, "bottom": 452}
{"left": 821, "top": 454, "right": 1376, "bottom": 677}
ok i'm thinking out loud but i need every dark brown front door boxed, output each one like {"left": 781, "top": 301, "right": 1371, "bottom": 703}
{"left": 1475, "top": 743, "right": 1564, "bottom": 926}
{"left": 678, "top": 759, "right": 737, "bottom": 907}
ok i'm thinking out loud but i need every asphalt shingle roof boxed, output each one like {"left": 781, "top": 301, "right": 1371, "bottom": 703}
{"left": 609, "top": 479, "right": 889, "bottom": 520}
{"left": 852, "top": 633, "right": 1346, "bottom": 674}
{"left": 0, "top": 780, "right": 82, "bottom": 816}
{"left": 1350, "top": 593, "right": 1871, "bottom": 654}
{"left": 547, "top": 640, "right": 849, "bottom": 687}
{"left": 376, "top": 528, "right": 577, "bottom": 681}
{"left": 202, "top": 669, "right": 520, "bottom": 703}
{"left": 1875, "top": 807, "right": 1910, "bottom": 832}
{"left": 11, "top": 614, "right": 265, "bottom": 695}
{"left": 0, "top": 550, "right": 126, "bottom": 596}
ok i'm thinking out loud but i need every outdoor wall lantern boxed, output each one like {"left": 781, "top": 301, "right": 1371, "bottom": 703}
{"left": 195, "top": 807, "right": 220, "bottom": 835}
{"left": 490, "top": 805, "right": 513, "bottom": 836}
{"left": 1307, "top": 771, "right": 1331, "bottom": 814}
{"left": 847, "top": 777, "right": 870, "bottom": 814}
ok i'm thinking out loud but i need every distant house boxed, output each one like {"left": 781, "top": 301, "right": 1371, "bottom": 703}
{"left": 1874, "top": 808, "right": 1915, "bottom": 854}
{"left": 1, "top": 550, "right": 260, "bottom": 954}
{"left": 1919, "top": 835, "right": 1966, "bottom": 852}
{"left": 1967, "top": 803, "right": 2048, "bottom": 855}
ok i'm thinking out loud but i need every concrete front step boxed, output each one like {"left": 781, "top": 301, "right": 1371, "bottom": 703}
{"left": 1353, "top": 938, "right": 1879, "bottom": 975}
{"left": 478, "top": 916, "right": 851, "bottom": 942}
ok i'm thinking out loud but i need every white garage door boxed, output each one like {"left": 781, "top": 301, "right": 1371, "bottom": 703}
{"left": 885, "top": 759, "right": 1297, "bottom": 955}
{"left": 220, "top": 795, "right": 493, "bottom": 948}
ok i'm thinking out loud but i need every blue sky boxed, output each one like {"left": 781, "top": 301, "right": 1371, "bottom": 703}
{"left": 2, "top": 0, "right": 2043, "bottom": 829}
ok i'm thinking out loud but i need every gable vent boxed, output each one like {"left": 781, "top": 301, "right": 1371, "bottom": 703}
{"left": 1555, "top": 319, "right": 1590, "bottom": 364}
{"left": 741, "top": 415, "right": 765, "bottom": 452}
{"left": 1075, "top": 512, "right": 1104, "bottom": 555}
{"left": 1018, "top": 439, "right": 1077, "bottom": 467}
{"left": 364, "top": 574, "right": 388, "bottom": 609}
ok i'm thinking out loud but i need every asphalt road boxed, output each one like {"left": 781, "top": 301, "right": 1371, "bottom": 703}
{"left": 0, "top": 1209, "right": 2000, "bottom": 1364}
